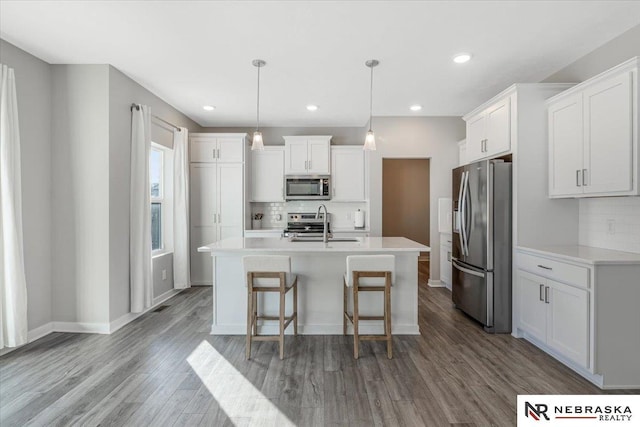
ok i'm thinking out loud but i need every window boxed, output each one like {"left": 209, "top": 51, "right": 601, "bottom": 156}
{"left": 150, "top": 143, "right": 173, "bottom": 254}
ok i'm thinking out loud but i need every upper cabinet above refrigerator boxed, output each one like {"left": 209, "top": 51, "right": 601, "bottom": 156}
{"left": 547, "top": 57, "right": 639, "bottom": 198}
{"left": 464, "top": 93, "right": 513, "bottom": 163}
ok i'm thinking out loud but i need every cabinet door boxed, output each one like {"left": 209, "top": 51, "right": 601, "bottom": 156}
{"left": 217, "top": 137, "right": 244, "bottom": 163}
{"left": 190, "top": 164, "right": 217, "bottom": 285}
{"left": 583, "top": 72, "right": 633, "bottom": 195}
{"left": 251, "top": 148, "right": 285, "bottom": 202}
{"left": 307, "top": 139, "right": 331, "bottom": 174}
{"left": 331, "top": 147, "right": 365, "bottom": 201}
{"left": 466, "top": 114, "right": 486, "bottom": 162}
{"left": 458, "top": 140, "right": 467, "bottom": 166}
{"left": 485, "top": 97, "right": 511, "bottom": 157}
{"left": 285, "top": 140, "right": 309, "bottom": 174}
{"left": 546, "top": 279, "right": 589, "bottom": 368}
{"left": 548, "top": 94, "right": 584, "bottom": 197}
{"left": 190, "top": 136, "right": 217, "bottom": 163}
{"left": 217, "top": 163, "right": 244, "bottom": 240}
{"left": 516, "top": 270, "right": 547, "bottom": 343}
{"left": 439, "top": 239, "right": 452, "bottom": 287}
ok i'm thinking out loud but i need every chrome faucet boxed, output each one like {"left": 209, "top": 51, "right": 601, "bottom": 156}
{"left": 316, "top": 204, "right": 329, "bottom": 243}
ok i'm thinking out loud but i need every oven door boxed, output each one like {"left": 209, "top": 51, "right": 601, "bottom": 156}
{"left": 285, "top": 176, "right": 330, "bottom": 200}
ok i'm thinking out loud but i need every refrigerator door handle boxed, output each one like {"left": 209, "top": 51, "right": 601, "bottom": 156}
{"left": 456, "top": 170, "right": 466, "bottom": 252}
{"left": 461, "top": 171, "right": 470, "bottom": 256}
{"left": 452, "top": 259, "right": 484, "bottom": 278}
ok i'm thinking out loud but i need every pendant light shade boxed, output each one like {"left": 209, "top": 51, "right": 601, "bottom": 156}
{"left": 251, "top": 59, "right": 266, "bottom": 150}
{"left": 364, "top": 59, "right": 379, "bottom": 151}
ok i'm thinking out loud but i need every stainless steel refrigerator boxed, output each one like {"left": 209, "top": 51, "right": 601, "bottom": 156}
{"left": 452, "top": 159, "right": 512, "bottom": 333}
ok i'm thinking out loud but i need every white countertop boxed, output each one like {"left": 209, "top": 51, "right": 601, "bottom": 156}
{"left": 517, "top": 245, "right": 640, "bottom": 265}
{"left": 199, "top": 237, "right": 429, "bottom": 254}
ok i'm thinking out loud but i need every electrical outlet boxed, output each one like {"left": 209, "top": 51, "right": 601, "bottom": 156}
{"left": 162, "top": 269, "right": 167, "bottom": 280}
{"left": 607, "top": 219, "right": 616, "bottom": 235}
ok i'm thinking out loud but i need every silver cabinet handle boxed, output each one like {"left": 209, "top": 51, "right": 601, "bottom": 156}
{"left": 217, "top": 148, "right": 220, "bottom": 159}
{"left": 537, "top": 264, "right": 552, "bottom": 270}
{"left": 544, "top": 286, "right": 550, "bottom": 304}
{"left": 218, "top": 213, "right": 221, "bottom": 223}
{"left": 447, "top": 251, "right": 451, "bottom": 262}
{"left": 582, "top": 169, "right": 588, "bottom": 186}
{"left": 308, "top": 160, "right": 312, "bottom": 170}
{"left": 213, "top": 148, "right": 216, "bottom": 159}
{"left": 576, "top": 170, "right": 581, "bottom": 186}
{"left": 539, "top": 284, "right": 544, "bottom": 301}
{"left": 304, "top": 160, "right": 308, "bottom": 170}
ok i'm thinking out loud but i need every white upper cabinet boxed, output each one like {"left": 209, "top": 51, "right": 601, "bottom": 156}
{"left": 464, "top": 95, "right": 512, "bottom": 163}
{"left": 549, "top": 93, "right": 584, "bottom": 197}
{"left": 547, "top": 57, "right": 638, "bottom": 198}
{"left": 251, "top": 147, "right": 285, "bottom": 202}
{"left": 190, "top": 133, "right": 246, "bottom": 163}
{"left": 283, "top": 136, "right": 331, "bottom": 175}
{"left": 331, "top": 146, "right": 366, "bottom": 201}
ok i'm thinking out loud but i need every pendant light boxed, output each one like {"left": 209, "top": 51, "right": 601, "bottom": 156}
{"left": 251, "top": 59, "right": 266, "bottom": 150}
{"left": 364, "top": 59, "right": 379, "bottom": 151}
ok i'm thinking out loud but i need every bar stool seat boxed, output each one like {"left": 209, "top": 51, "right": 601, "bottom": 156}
{"left": 243, "top": 255, "right": 298, "bottom": 360}
{"left": 343, "top": 255, "right": 395, "bottom": 359}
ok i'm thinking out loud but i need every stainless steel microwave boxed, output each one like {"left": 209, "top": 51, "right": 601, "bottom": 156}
{"left": 285, "top": 175, "right": 331, "bottom": 200}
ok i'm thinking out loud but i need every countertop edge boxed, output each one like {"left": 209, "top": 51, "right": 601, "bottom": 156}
{"left": 516, "top": 245, "right": 640, "bottom": 266}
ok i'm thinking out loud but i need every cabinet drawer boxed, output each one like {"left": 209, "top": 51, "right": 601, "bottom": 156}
{"left": 517, "top": 252, "right": 589, "bottom": 288}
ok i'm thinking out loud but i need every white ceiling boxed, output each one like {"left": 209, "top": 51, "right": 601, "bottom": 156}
{"left": 1, "top": 1, "right": 639, "bottom": 127}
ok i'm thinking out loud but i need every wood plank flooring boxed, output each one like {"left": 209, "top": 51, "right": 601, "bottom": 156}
{"left": 1, "top": 285, "right": 637, "bottom": 426}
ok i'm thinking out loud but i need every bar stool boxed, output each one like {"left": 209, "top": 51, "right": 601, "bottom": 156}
{"left": 343, "top": 255, "right": 395, "bottom": 359}
{"left": 243, "top": 255, "right": 298, "bottom": 360}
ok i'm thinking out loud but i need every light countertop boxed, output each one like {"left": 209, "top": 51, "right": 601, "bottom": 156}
{"left": 199, "top": 237, "right": 429, "bottom": 254}
{"left": 517, "top": 245, "right": 640, "bottom": 265}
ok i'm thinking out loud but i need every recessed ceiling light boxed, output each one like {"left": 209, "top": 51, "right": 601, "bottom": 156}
{"left": 410, "top": 105, "right": 422, "bottom": 111}
{"left": 203, "top": 105, "right": 215, "bottom": 111}
{"left": 453, "top": 53, "right": 472, "bottom": 64}
{"left": 306, "top": 104, "right": 318, "bottom": 111}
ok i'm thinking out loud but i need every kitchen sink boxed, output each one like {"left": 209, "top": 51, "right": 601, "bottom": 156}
{"left": 288, "top": 236, "right": 361, "bottom": 243}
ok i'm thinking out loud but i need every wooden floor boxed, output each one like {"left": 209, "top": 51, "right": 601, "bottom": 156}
{"left": 1, "top": 286, "right": 636, "bottom": 427}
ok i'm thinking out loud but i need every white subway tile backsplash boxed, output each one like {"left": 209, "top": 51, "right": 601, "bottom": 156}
{"left": 250, "top": 201, "right": 369, "bottom": 230}
{"left": 579, "top": 197, "right": 640, "bottom": 254}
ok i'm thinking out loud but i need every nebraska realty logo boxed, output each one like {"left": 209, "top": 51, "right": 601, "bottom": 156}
{"left": 517, "top": 395, "right": 639, "bottom": 426}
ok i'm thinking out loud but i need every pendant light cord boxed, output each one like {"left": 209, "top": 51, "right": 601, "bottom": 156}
{"left": 256, "top": 64, "right": 261, "bottom": 132}
{"left": 369, "top": 63, "right": 374, "bottom": 131}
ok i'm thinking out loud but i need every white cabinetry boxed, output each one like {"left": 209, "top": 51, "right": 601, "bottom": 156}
{"left": 439, "top": 234, "right": 452, "bottom": 289}
{"left": 515, "top": 246, "right": 640, "bottom": 389}
{"left": 251, "top": 147, "right": 285, "bottom": 202}
{"left": 190, "top": 133, "right": 247, "bottom": 285}
{"left": 283, "top": 136, "right": 331, "bottom": 175}
{"left": 464, "top": 96, "right": 512, "bottom": 163}
{"left": 331, "top": 146, "right": 366, "bottom": 201}
{"left": 516, "top": 269, "right": 588, "bottom": 368}
{"left": 548, "top": 57, "right": 638, "bottom": 198}
{"left": 190, "top": 134, "right": 244, "bottom": 163}
{"left": 457, "top": 139, "right": 467, "bottom": 166}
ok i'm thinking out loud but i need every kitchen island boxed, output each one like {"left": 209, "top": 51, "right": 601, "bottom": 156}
{"left": 198, "top": 237, "right": 429, "bottom": 335}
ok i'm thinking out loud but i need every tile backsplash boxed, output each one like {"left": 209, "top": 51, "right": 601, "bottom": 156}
{"left": 250, "top": 201, "right": 368, "bottom": 230}
{"left": 579, "top": 197, "right": 640, "bottom": 254}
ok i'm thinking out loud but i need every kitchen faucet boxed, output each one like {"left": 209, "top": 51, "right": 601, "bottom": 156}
{"left": 316, "top": 204, "right": 329, "bottom": 243}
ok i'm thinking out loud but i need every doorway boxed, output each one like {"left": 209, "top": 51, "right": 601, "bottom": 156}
{"left": 382, "top": 158, "right": 430, "bottom": 285}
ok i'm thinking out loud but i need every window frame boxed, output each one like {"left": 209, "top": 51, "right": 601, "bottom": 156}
{"left": 150, "top": 142, "right": 173, "bottom": 256}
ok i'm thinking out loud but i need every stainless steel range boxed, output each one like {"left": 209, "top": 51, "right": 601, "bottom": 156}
{"left": 283, "top": 212, "right": 331, "bottom": 237}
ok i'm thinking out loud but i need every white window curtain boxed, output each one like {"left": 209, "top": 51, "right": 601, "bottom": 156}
{"left": 130, "top": 105, "right": 153, "bottom": 313}
{"left": 0, "top": 63, "right": 28, "bottom": 349}
{"left": 173, "top": 127, "right": 190, "bottom": 289}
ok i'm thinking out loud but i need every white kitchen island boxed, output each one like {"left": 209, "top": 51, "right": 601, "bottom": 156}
{"left": 198, "top": 237, "right": 429, "bottom": 335}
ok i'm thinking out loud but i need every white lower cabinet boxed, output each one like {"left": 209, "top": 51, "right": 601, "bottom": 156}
{"left": 517, "top": 269, "right": 588, "bottom": 368}
{"left": 439, "top": 234, "right": 452, "bottom": 289}
{"left": 515, "top": 247, "right": 640, "bottom": 389}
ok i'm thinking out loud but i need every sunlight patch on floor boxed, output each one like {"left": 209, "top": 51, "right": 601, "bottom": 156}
{"left": 187, "top": 340, "right": 295, "bottom": 426}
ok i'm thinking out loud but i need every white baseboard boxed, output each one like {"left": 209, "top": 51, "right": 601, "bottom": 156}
{"left": 0, "top": 289, "right": 186, "bottom": 356}
{"left": 427, "top": 279, "right": 446, "bottom": 288}
{"left": 211, "top": 323, "right": 420, "bottom": 336}
{"left": 109, "top": 288, "right": 182, "bottom": 333}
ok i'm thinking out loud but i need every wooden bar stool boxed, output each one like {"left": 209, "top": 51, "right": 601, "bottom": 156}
{"left": 343, "top": 255, "right": 395, "bottom": 359}
{"left": 243, "top": 255, "right": 298, "bottom": 360}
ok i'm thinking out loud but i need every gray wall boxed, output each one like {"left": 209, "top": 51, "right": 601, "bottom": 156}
{"left": 200, "top": 126, "right": 366, "bottom": 146}
{"left": 0, "top": 40, "right": 53, "bottom": 331}
{"left": 367, "top": 117, "right": 465, "bottom": 281}
{"left": 544, "top": 24, "right": 640, "bottom": 83}
{"left": 108, "top": 65, "right": 201, "bottom": 321}
{"left": 51, "top": 64, "right": 111, "bottom": 324}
